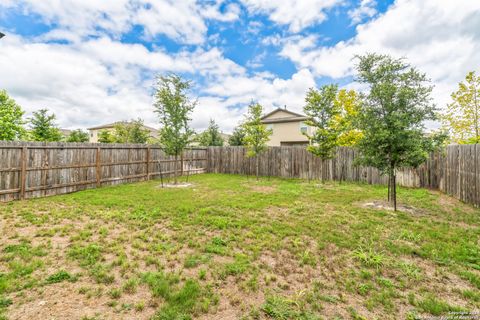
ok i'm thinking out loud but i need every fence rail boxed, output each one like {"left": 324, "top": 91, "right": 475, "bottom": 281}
{"left": 0, "top": 142, "right": 207, "bottom": 201}
{"left": 206, "top": 145, "right": 480, "bottom": 207}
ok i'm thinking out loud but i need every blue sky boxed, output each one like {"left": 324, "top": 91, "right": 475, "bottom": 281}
{"left": 0, "top": 0, "right": 479, "bottom": 131}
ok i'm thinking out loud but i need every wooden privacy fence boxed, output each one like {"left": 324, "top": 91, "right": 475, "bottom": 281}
{"left": 2, "top": 143, "right": 479, "bottom": 207}
{"left": 0, "top": 142, "right": 207, "bottom": 202}
{"left": 206, "top": 145, "right": 480, "bottom": 207}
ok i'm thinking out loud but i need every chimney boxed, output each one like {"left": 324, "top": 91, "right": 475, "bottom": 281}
{"left": 284, "top": 105, "right": 287, "bottom": 110}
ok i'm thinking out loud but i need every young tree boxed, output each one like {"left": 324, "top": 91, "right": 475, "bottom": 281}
{"left": 98, "top": 130, "right": 115, "bottom": 143}
{"left": 303, "top": 84, "right": 341, "bottom": 160}
{"left": 29, "top": 109, "right": 63, "bottom": 142}
{"left": 0, "top": 89, "right": 25, "bottom": 141}
{"left": 198, "top": 119, "right": 224, "bottom": 146}
{"left": 354, "top": 53, "right": 442, "bottom": 211}
{"left": 67, "top": 129, "right": 89, "bottom": 142}
{"left": 228, "top": 125, "right": 246, "bottom": 146}
{"left": 154, "top": 74, "right": 196, "bottom": 184}
{"left": 113, "top": 119, "right": 150, "bottom": 144}
{"left": 241, "top": 102, "right": 272, "bottom": 180}
{"left": 442, "top": 71, "right": 480, "bottom": 144}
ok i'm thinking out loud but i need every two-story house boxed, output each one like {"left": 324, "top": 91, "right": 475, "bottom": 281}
{"left": 87, "top": 121, "right": 159, "bottom": 143}
{"left": 260, "top": 107, "right": 312, "bottom": 146}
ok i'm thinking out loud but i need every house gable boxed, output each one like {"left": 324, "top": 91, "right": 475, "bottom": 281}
{"left": 260, "top": 108, "right": 308, "bottom": 124}
{"left": 261, "top": 108, "right": 306, "bottom": 121}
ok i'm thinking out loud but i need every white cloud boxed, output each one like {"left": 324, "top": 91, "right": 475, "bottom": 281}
{"left": 280, "top": 0, "right": 480, "bottom": 108}
{"left": 1, "top": 0, "right": 240, "bottom": 44}
{"left": 348, "top": 0, "right": 377, "bottom": 25}
{"left": 240, "top": 0, "right": 342, "bottom": 32}
{"left": 0, "top": 35, "right": 247, "bottom": 130}
{"left": 201, "top": 1, "right": 241, "bottom": 22}
{"left": 204, "top": 68, "right": 316, "bottom": 115}
{"left": 0, "top": 34, "right": 315, "bottom": 133}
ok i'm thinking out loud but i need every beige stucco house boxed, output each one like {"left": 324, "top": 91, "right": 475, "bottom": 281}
{"left": 87, "top": 121, "right": 159, "bottom": 143}
{"left": 261, "top": 108, "right": 312, "bottom": 146}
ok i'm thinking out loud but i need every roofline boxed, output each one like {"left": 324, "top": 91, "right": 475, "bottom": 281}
{"left": 261, "top": 116, "right": 308, "bottom": 124}
{"left": 87, "top": 122, "right": 158, "bottom": 131}
{"left": 260, "top": 107, "right": 306, "bottom": 120}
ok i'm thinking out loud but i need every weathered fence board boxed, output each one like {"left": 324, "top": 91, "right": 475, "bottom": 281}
{"left": 207, "top": 146, "right": 480, "bottom": 207}
{"left": 0, "top": 142, "right": 207, "bottom": 202}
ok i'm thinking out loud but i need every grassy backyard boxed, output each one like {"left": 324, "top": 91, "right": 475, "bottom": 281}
{"left": 0, "top": 174, "right": 479, "bottom": 320}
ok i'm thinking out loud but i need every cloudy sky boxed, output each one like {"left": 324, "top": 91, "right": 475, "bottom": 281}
{"left": 1, "top": 0, "right": 479, "bottom": 132}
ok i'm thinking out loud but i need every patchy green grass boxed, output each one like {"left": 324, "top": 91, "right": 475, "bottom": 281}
{"left": 0, "top": 173, "right": 479, "bottom": 319}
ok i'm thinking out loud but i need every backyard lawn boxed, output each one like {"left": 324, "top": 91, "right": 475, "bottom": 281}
{"left": 0, "top": 174, "right": 479, "bottom": 320}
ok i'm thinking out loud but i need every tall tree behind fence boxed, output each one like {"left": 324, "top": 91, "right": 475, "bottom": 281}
{"left": 207, "top": 145, "right": 480, "bottom": 207}
{"left": 0, "top": 142, "right": 207, "bottom": 201}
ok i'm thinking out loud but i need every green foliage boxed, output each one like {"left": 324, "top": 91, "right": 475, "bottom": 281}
{"left": 0, "top": 89, "right": 25, "bottom": 141}
{"left": 45, "top": 270, "right": 73, "bottom": 284}
{"left": 303, "top": 84, "right": 341, "bottom": 159}
{"left": 143, "top": 272, "right": 205, "bottom": 320}
{"left": 109, "top": 288, "right": 122, "bottom": 299}
{"left": 262, "top": 296, "right": 295, "bottom": 319}
{"left": 415, "top": 294, "right": 464, "bottom": 315}
{"left": 442, "top": 70, "right": 480, "bottom": 144}
{"left": 354, "top": 53, "right": 445, "bottom": 209}
{"left": 241, "top": 102, "right": 272, "bottom": 179}
{"left": 66, "top": 129, "right": 89, "bottom": 142}
{"left": 28, "top": 109, "right": 63, "bottom": 141}
{"left": 67, "top": 244, "right": 102, "bottom": 267}
{"left": 197, "top": 119, "right": 224, "bottom": 146}
{"left": 303, "top": 87, "right": 362, "bottom": 158}
{"left": 335, "top": 89, "right": 363, "bottom": 147}
{"left": 354, "top": 53, "right": 438, "bottom": 173}
{"left": 0, "top": 297, "right": 12, "bottom": 308}
{"left": 122, "top": 278, "right": 139, "bottom": 294}
{"left": 154, "top": 74, "right": 195, "bottom": 183}
{"left": 113, "top": 119, "right": 150, "bottom": 143}
{"left": 142, "top": 272, "right": 179, "bottom": 299}
{"left": 262, "top": 296, "right": 320, "bottom": 320}
{"left": 97, "top": 120, "right": 151, "bottom": 144}
{"left": 228, "top": 125, "right": 245, "bottom": 146}
{"left": 97, "top": 129, "right": 115, "bottom": 143}
{"left": 242, "top": 102, "right": 271, "bottom": 158}
{"left": 3, "top": 242, "right": 46, "bottom": 261}
{"left": 154, "top": 74, "right": 195, "bottom": 156}
{"left": 353, "top": 247, "right": 385, "bottom": 269}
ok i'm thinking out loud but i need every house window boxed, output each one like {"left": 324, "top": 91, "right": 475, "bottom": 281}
{"left": 266, "top": 124, "right": 273, "bottom": 130}
{"left": 300, "top": 122, "right": 308, "bottom": 134}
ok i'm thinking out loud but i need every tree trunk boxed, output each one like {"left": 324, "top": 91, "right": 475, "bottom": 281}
{"left": 174, "top": 154, "right": 178, "bottom": 184}
{"left": 159, "top": 158, "right": 164, "bottom": 188}
{"left": 387, "top": 164, "right": 397, "bottom": 211}
{"left": 256, "top": 156, "right": 259, "bottom": 181}
{"left": 393, "top": 172, "right": 397, "bottom": 211}
{"left": 387, "top": 177, "right": 391, "bottom": 203}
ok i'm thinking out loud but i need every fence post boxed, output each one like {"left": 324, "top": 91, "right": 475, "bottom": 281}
{"left": 146, "top": 147, "right": 150, "bottom": 181}
{"left": 96, "top": 147, "right": 101, "bottom": 188}
{"left": 20, "top": 146, "right": 27, "bottom": 200}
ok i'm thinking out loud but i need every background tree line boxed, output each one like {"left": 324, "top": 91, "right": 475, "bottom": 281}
{"left": 0, "top": 90, "right": 153, "bottom": 143}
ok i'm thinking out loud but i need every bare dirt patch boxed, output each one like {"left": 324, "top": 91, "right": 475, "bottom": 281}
{"left": 8, "top": 282, "right": 156, "bottom": 320}
{"left": 157, "top": 183, "right": 194, "bottom": 188}
{"left": 359, "top": 200, "right": 425, "bottom": 215}
{"left": 248, "top": 184, "right": 277, "bottom": 194}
